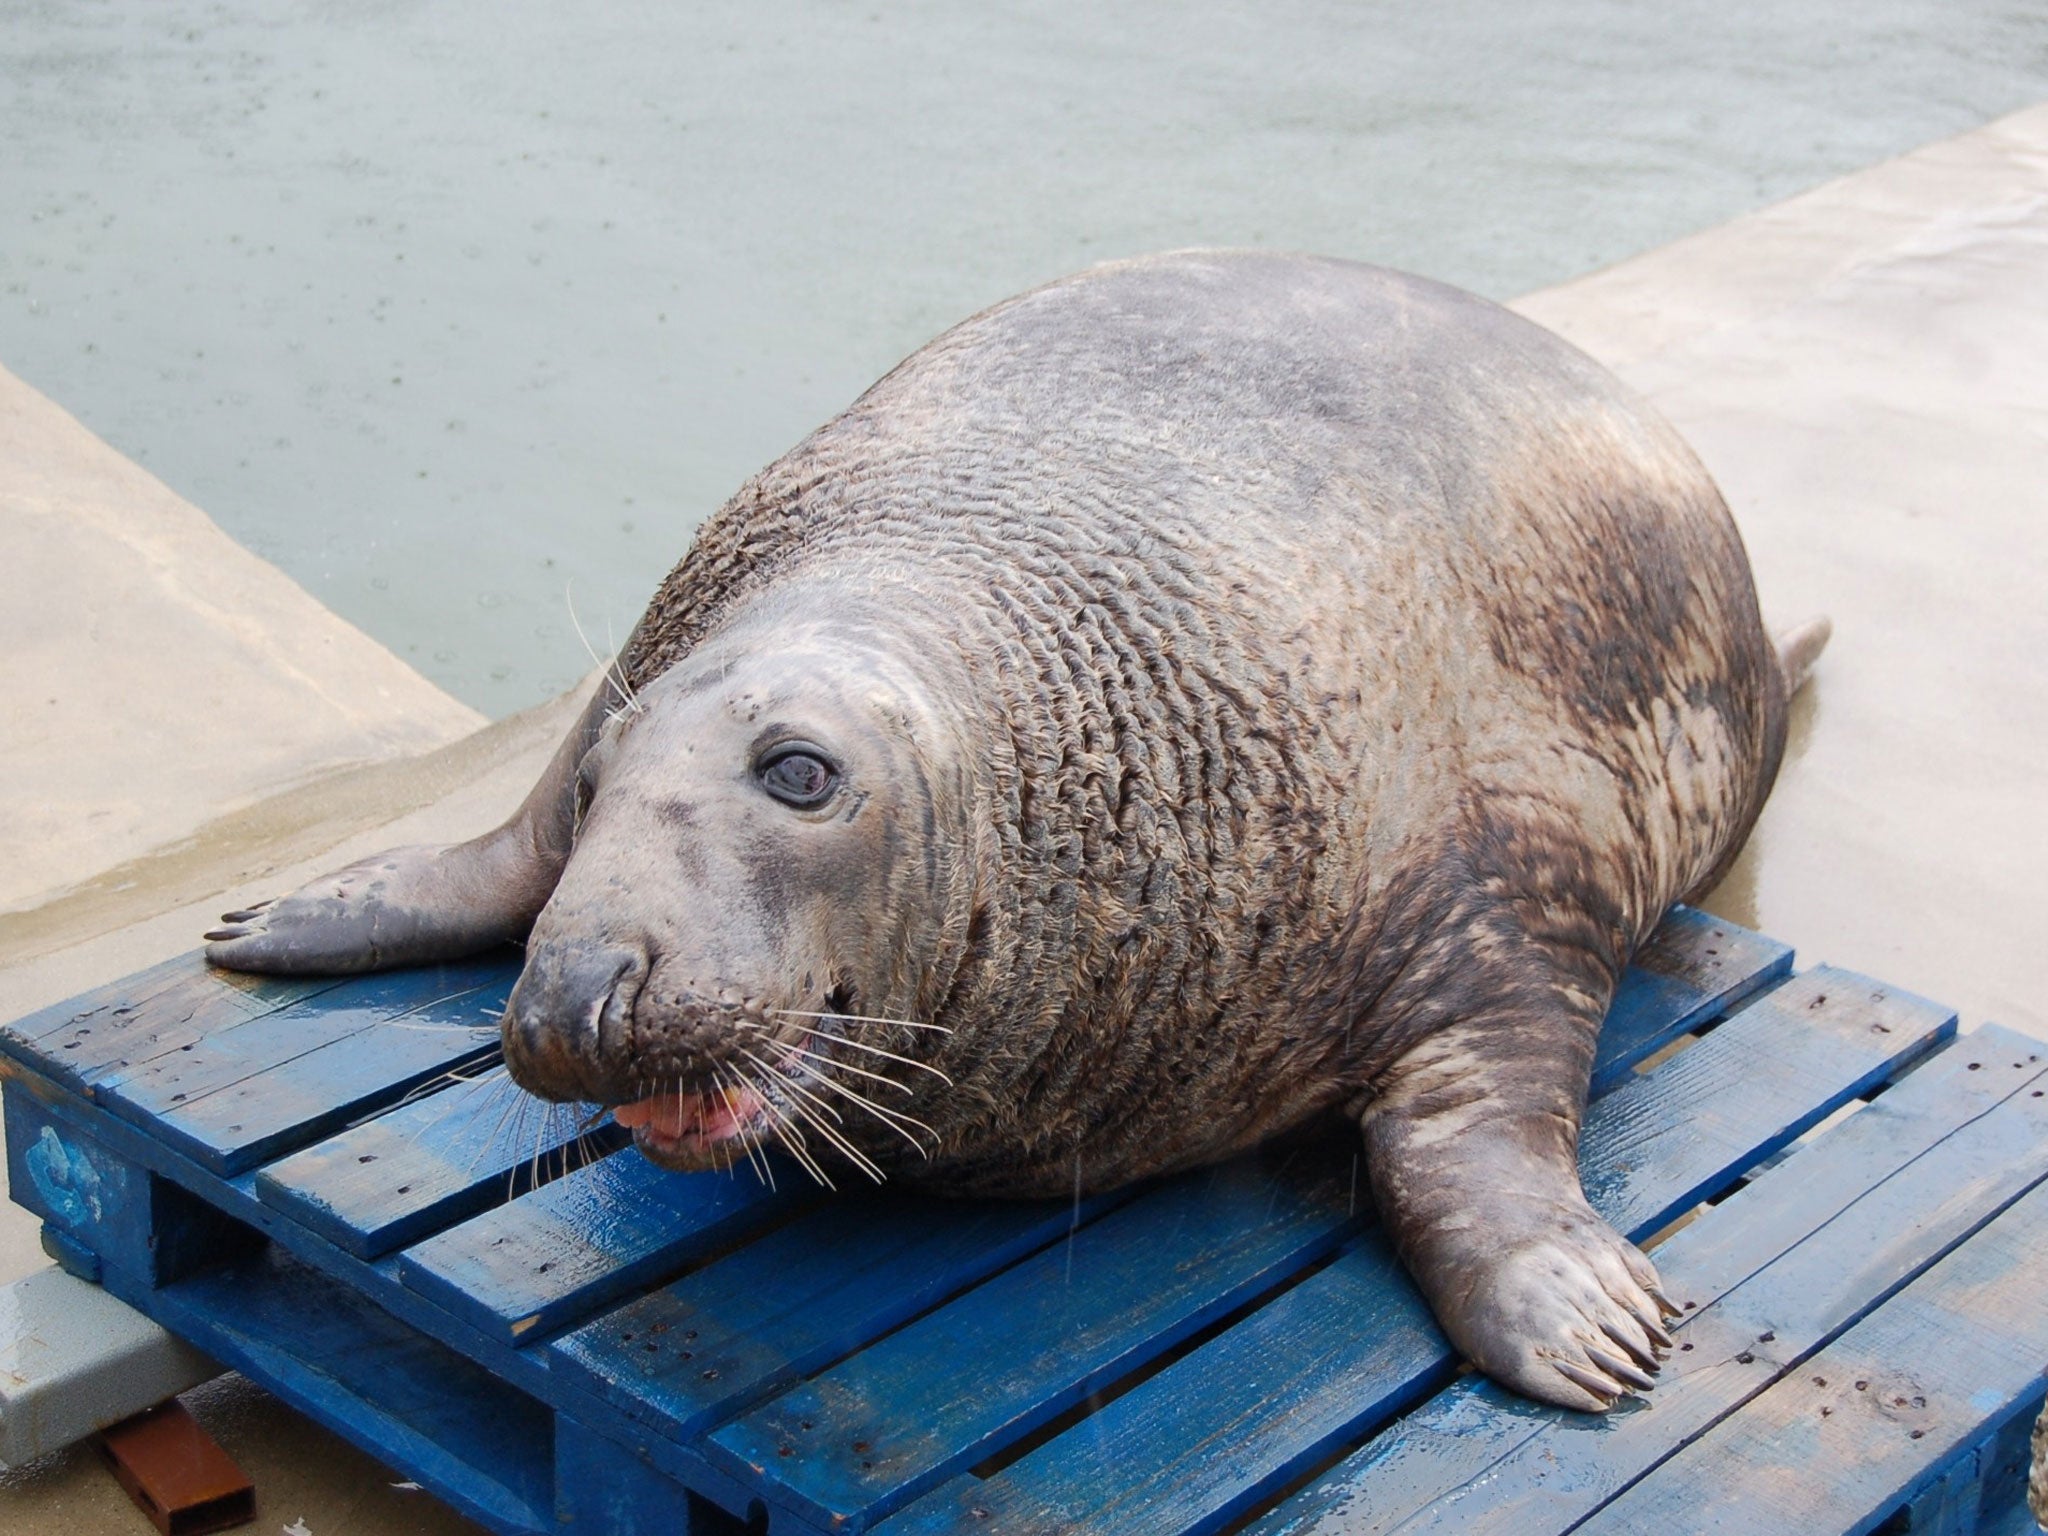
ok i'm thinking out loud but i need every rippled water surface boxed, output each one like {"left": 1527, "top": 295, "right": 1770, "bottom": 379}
{"left": 5, "top": 1, "right": 2045, "bottom": 714}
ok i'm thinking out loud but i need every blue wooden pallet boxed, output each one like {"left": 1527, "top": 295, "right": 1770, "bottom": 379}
{"left": 2, "top": 908, "right": 2041, "bottom": 1536}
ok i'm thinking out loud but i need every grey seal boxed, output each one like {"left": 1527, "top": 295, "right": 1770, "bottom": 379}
{"left": 207, "top": 251, "right": 1828, "bottom": 1412}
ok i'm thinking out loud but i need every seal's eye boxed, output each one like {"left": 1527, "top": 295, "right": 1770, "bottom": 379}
{"left": 757, "top": 746, "right": 839, "bottom": 809}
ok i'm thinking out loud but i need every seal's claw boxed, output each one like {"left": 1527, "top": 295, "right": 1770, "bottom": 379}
{"left": 1631, "top": 1302, "right": 1677, "bottom": 1349}
{"left": 1601, "top": 1316, "right": 1663, "bottom": 1370}
{"left": 1422, "top": 1204, "right": 1672, "bottom": 1414}
{"left": 1551, "top": 1359, "right": 1623, "bottom": 1411}
{"left": 1587, "top": 1345, "right": 1657, "bottom": 1392}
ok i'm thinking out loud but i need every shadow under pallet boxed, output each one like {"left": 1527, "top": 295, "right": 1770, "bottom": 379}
{"left": 1, "top": 907, "right": 2040, "bottom": 1536}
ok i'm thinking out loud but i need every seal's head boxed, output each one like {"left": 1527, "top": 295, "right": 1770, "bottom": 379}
{"left": 499, "top": 584, "right": 983, "bottom": 1175}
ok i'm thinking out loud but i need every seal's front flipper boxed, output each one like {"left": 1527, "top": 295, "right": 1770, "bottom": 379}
{"left": 205, "top": 679, "right": 622, "bottom": 976}
{"left": 1361, "top": 998, "right": 1676, "bottom": 1412}
{"left": 204, "top": 837, "right": 551, "bottom": 974}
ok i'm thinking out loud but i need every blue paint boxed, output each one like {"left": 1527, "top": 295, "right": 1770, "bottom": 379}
{"left": 0, "top": 910, "right": 2033, "bottom": 1536}
{"left": 26, "top": 1123, "right": 103, "bottom": 1229}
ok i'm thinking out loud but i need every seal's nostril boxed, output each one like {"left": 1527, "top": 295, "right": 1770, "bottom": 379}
{"left": 502, "top": 943, "right": 650, "bottom": 1101}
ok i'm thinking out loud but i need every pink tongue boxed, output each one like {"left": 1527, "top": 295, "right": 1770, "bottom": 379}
{"left": 615, "top": 1086, "right": 763, "bottom": 1141}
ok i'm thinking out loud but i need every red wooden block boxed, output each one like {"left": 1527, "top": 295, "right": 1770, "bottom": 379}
{"left": 97, "top": 1398, "right": 255, "bottom": 1536}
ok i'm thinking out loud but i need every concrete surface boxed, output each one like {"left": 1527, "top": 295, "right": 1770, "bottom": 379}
{"left": 0, "top": 362, "right": 485, "bottom": 916}
{"left": 1, "top": 102, "right": 2045, "bottom": 1536}
{"left": 1513, "top": 100, "right": 2048, "bottom": 1043}
{"left": 0, "top": 1267, "right": 219, "bottom": 1468}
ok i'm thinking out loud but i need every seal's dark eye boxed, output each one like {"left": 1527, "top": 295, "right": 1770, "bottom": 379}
{"left": 757, "top": 747, "right": 838, "bottom": 809}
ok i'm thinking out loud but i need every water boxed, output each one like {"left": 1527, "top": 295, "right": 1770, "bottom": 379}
{"left": 4, "top": 0, "right": 2045, "bottom": 716}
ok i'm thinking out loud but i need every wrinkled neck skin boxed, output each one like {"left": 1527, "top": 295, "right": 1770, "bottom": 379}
{"left": 504, "top": 541, "right": 1368, "bottom": 1195}
{"left": 501, "top": 570, "right": 1000, "bottom": 1177}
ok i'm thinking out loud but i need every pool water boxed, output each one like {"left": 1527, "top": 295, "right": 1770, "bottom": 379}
{"left": 4, "top": 0, "right": 2045, "bottom": 715}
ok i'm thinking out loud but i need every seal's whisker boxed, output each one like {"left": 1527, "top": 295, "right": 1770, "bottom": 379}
{"left": 529, "top": 1106, "right": 550, "bottom": 1194}
{"left": 449, "top": 1086, "right": 525, "bottom": 1182}
{"left": 743, "top": 1066, "right": 834, "bottom": 1190}
{"left": 381, "top": 1055, "right": 508, "bottom": 1122}
{"left": 775, "top": 1082, "right": 888, "bottom": 1185}
{"left": 362, "top": 1059, "right": 511, "bottom": 1144}
{"left": 786, "top": 1059, "right": 939, "bottom": 1159}
{"left": 767, "top": 1027, "right": 955, "bottom": 1085}
{"left": 564, "top": 583, "right": 645, "bottom": 719}
{"left": 737, "top": 1046, "right": 844, "bottom": 1125}
{"left": 713, "top": 1064, "right": 776, "bottom": 1191}
{"left": 747, "top": 1069, "right": 848, "bottom": 1189}
{"left": 769, "top": 1006, "right": 953, "bottom": 1035}
{"left": 771, "top": 1041, "right": 916, "bottom": 1096}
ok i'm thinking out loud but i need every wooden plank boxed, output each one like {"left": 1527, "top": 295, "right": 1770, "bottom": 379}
{"left": 95, "top": 962, "right": 516, "bottom": 1179}
{"left": 1243, "top": 1024, "right": 2044, "bottom": 1536}
{"left": 547, "top": 1188, "right": 1128, "bottom": 1441}
{"left": 0, "top": 951, "right": 348, "bottom": 1093}
{"left": 548, "top": 907, "right": 1780, "bottom": 1460}
{"left": 90, "top": 1240, "right": 554, "bottom": 1536}
{"left": 876, "top": 1231, "right": 1453, "bottom": 1536}
{"left": 257, "top": 1065, "right": 623, "bottom": 1259}
{"left": 1578, "top": 967, "right": 1952, "bottom": 1231}
{"left": 396, "top": 1151, "right": 808, "bottom": 1345}
{"left": 1592, "top": 906, "right": 1792, "bottom": 1095}
{"left": 80, "top": 959, "right": 511, "bottom": 1099}
{"left": 91, "top": 955, "right": 509, "bottom": 1120}
{"left": 707, "top": 1153, "right": 1368, "bottom": 1532}
{"left": 1573, "top": 1174, "right": 2048, "bottom": 1535}
{"left": 553, "top": 1417, "right": 754, "bottom": 1536}
{"left": 876, "top": 968, "right": 1957, "bottom": 1536}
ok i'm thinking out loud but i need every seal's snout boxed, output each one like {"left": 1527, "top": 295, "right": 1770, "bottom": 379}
{"left": 502, "top": 943, "right": 647, "bottom": 1103}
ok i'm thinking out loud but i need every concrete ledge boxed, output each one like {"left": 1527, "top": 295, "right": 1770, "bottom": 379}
{"left": 0, "top": 362, "right": 484, "bottom": 916}
{"left": 0, "top": 1266, "right": 220, "bottom": 1469}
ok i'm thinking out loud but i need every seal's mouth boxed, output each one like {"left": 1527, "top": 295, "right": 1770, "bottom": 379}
{"left": 614, "top": 1081, "right": 770, "bottom": 1164}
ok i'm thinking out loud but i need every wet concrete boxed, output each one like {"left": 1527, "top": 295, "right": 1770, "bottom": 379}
{"left": 1515, "top": 102, "right": 2048, "bottom": 1042}
{"left": 1, "top": 101, "right": 2044, "bottom": 1536}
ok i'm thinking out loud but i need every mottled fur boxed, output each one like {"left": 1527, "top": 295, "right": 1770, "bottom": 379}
{"left": 208, "top": 252, "right": 1803, "bottom": 1410}
{"left": 596, "top": 252, "right": 1783, "bottom": 1193}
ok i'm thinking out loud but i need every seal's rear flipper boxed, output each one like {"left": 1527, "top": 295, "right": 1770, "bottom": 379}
{"left": 1775, "top": 616, "right": 1832, "bottom": 694}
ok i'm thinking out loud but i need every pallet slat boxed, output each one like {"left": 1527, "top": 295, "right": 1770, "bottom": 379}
{"left": 257, "top": 1067, "right": 623, "bottom": 1259}
{"left": 1592, "top": 907, "right": 1792, "bottom": 1094}
{"left": 0, "top": 952, "right": 347, "bottom": 1092}
{"left": 1574, "top": 1175, "right": 2048, "bottom": 1535}
{"left": 396, "top": 1150, "right": 809, "bottom": 1344}
{"left": 1579, "top": 967, "right": 1950, "bottom": 1228}
{"left": 547, "top": 1188, "right": 1129, "bottom": 1441}
{"left": 709, "top": 1157, "right": 1366, "bottom": 1530}
{"left": 90, "top": 957, "right": 515, "bottom": 1174}
{"left": 874, "top": 967, "right": 1957, "bottom": 1536}
{"left": 1246, "top": 1022, "right": 2039, "bottom": 1536}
